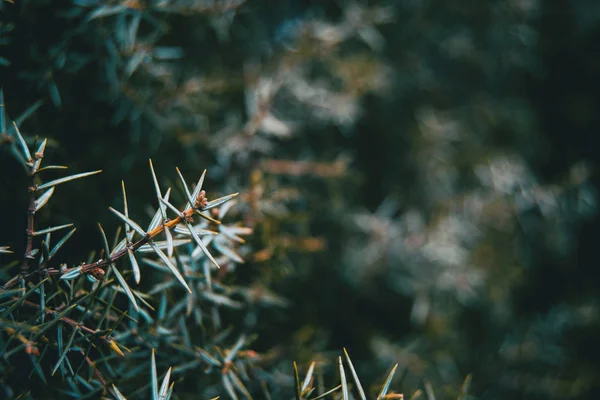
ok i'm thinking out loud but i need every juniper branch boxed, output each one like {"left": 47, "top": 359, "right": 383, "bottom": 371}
{"left": 1, "top": 182, "right": 237, "bottom": 291}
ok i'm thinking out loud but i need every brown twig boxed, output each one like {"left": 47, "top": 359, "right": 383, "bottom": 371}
{"left": 21, "top": 180, "right": 37, "bottom": 275}
{"left": 20, "top": 143, "right": 44, "bottom": 276}
{"left": 18, "top": 298, "right": 123, "bottom": 354}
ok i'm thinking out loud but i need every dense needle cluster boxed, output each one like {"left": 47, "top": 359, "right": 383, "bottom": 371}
{"left": 0, "top": 91, "right": 411, "bottom": 399}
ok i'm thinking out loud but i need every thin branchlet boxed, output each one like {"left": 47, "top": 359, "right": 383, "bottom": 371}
{"left": 1, "top": 180, "right": 228, "bottom": 290}
{"left": 20, "top": 151, "right": 43, "bottom": 276}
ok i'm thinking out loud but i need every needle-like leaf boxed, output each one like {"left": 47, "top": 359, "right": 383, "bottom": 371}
{"left": 175, "top": 167, "right": 195, "bottom": 210}
{"left": 201, "top": 291, "right": 243, "bottom": 309}
{"left": 112, "top": 384, "right": 128, "bottom": 400}
{"left": 99, "top": 221, "right": 138, "bottom": 310}
{"left": 185, "top": 221, "right": 220, "bottom": 269}
{"left": 35, "top": 187, "right": 55, "bottom": 212}
{"left": 219, "top": 225, "right": 252, "bottom": 243}
{"left": 148, "top": 188, "right": 171, "bottom": 231}
{"left": 88, "top": 5, "right": 128, "bottom": 20}
{"left": 228, "top": 370, "right": 252, "bottom": 399}
{"left": 376, "top": 363, "right": 398, "bottom": 400}
{"left": 12, "top": 121, "right": 32, "bottom": 162}
{"left": 196, "top": 210, "right": 222, "bottom": 225}
{"left": 36, "top": 165, "right": 68, "bottom": 173}
{"left": 343, "top": 348, "right": 366, "bottom": 400}
{"left": 173, "top": 225, "right": 217, "bottom": 236}
{"left": 424, "top": 380, "right": 436, "bottom": 400}
{"left": 48, "top": 228, "right": 76, "bottom": 260}
{"left": 37, "top": 170, "right": 102, "bottom": 190}
{"left": 60, "top": 268, "right": 82, "bottom": 281}
{"left": 203, "top": 193, "right": 239, "bottom": 211}
{"left": 311, "top": 385, "right": 342, "bottom": 400}
{"left": 128, "top": 250, "right": 141, "bottom": 284}
{"left": 159, "top": 197, "right": 181, "bottom": 216}
{"left": 151, "top": 349, "right": 159, "bottom": 400}
{"left": 293, "top": 361, "right": 301, "bottom": 400}
{"left": 148, "top": 241, "right": 192, "bottom": 293}
{"left": 33, "top": 223, "right": 73, "bottom": 236}
{"left": 138, "top": 239, "right": 190, "bottom": 253}
{"left": 339, "top": 356, "right": 349, "bottom": 400}
{"left": 197, "top": 348, "right": 222, "bottom": 367}
{"left": 33, "top": 138, "right": 47, "bottom": 172}
{"left": 111, "top": 265, "right": 139, "bottom": 312}
{"left": 29, "top": 353, "right": 48, "bottom": 385}
{"left": 0, "top": 246, "right": 13, "bottom": 254}
{"left": 224, "top": 335, "right": 246, "bottom": 364}
{"left": 122, "top": 181, "right": 132, "bottom": 239}
{"left": 126, "top": 50, "right": 147, "bottom": 77}
{"left": 218, "top": 199, "right": 236, "bottom": 220}
{"left": 15, "top": 100, "right": 42, "bottom": 127}
{"left": 301, "top": 361, "right": 316, "bottom": 394}
{"left": 109, "top": 207, "right": 147, "bottom": 237}
{"left": 149, "top": 159, "right": 168, "bottom": 221}
{"left": 56, "top": 324, "right": 65, "bottom": 376}
{"left": 212, "top": 239, "right": 244, "bottom": 264}
{"left": 111, "top": 238, "right": 127, "bottom": 257}
{"left": 30, "top": 301, "right": 78, "bottom": 342}
{"left": 52, "top": 325, "right": 78, "bottom": 376}
{"left": 158, "top": 367, "right": 172, "bottom": 400}
{"left": 165, "top": 382, "right": 175, "bottom": 400}
{"left": 127, "top": 13, "right": 141, "bottom": 52}
{"left": 165, "top": 226, "right": 174, "bottom": 258}
{"left": 457, "top": 374, "right": 472, "bottom": 400}
{"left": 222, "top": 373, "right": 240, "bottom": 400}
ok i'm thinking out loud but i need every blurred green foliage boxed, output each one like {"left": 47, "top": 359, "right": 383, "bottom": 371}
{"left": 1, "top": 0, "right": 600, "bottom": 398}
